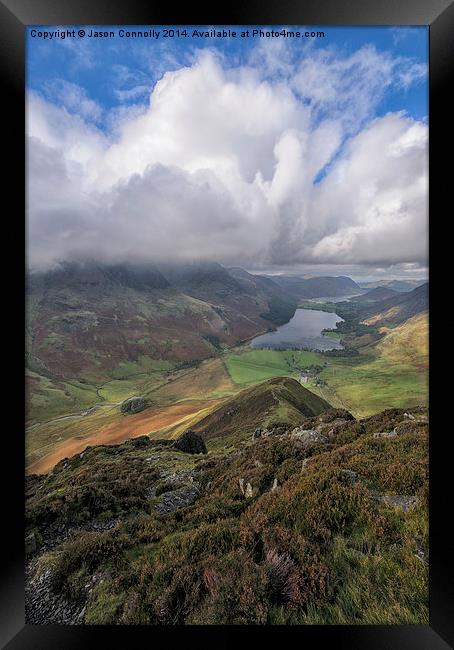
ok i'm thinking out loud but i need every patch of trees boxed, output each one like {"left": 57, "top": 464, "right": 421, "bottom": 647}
{"left": 322, "top": 348, "right": 360, "bottom": 358}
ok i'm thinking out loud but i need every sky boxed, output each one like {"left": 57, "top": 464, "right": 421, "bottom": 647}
{"left": 26, "top": 25, "right": 428, "bottom": 279}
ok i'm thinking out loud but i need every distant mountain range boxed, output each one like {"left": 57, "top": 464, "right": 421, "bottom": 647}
{"left": 349, "top": 286, "right": 400, "bottom": 303}
{"left": 26, "top": 261, "right": 428, "bottom": 384}
{"left": 358, "top": 282, "right": 428, "bottom": 326}
{"left": 264, "top": 275, "right": 363, "bottom": 299}
{"left": 358, "top": 279, "right": 427, "bottom": 293}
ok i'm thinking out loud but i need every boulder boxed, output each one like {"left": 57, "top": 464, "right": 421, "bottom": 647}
{"left": 374, "top": 494, "right": 417, "bottom": 512}
{"left": 120, "top": 396, "right": 149, "bottom": 414}
{"left": 128, "top": 435, "right": 151, "bottom": 448}
{"left": 340, "top": 469, "right": 359, "bottom": 485}
{"left": 25, "top": 532, "right": 37, "bottom": 555}
{"left": 172, "top": 429, "right": 207, "bottom": 455}
{"left": 291, "top": 428, "right": 329, "bottom": 445}
{"left": 373, "top": 430, "right": 398, "bottom": 438}
{"left": 155, "top": 484, "right": 200, "bottom": 514}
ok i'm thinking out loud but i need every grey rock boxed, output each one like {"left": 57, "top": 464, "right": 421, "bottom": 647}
{"left": 245, "top": 482, "right": 253, "bottom": 499}
{"left": 155, "top": 483, "right": 200, "bottom": 514}
{"left": 25, "top": 562, "right": 85, "bottom": 625}
{"left": 373, "top": 430, "right": 398, "bottom": 438}
{"left": 374, "top": 494, "right": 417, "bottom": 512}
{"left": 340, "top": 469, "right": 359, "bottom": 484}
{"left": 291, "top": 428, "right": 329, "bottom": 445}
{"left": 25, "top": 532, "right": 37, "bottom": 555}
{"left": 120, "top": 396, "right": 149, "bottom": 414}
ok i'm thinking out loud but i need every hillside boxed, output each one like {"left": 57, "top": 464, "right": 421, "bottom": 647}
{"left": 25, "top": 378, "right": 428, "bottom": 625}
{"left": 26, "top": 261, "right": 297, "bottom": 413}
{"left": 269, "top": 275, "right": 363, "bottom": 299}
{"left": 375, "top": 312, "right": 429, "bottom": 369}
{"left": 350, "top": 287, "right": 400, "bottom": 303}
{"left": 227, "top": 268, "right": 297, "bottom": 325}
{"left": 192, "top": 376, "right": 331, "bottom": 444}
{"left": 361, "top": 283, "right": 428, "bottom": 326}
{"left": 358, "top": 279, "right": 427, "bottom": 293}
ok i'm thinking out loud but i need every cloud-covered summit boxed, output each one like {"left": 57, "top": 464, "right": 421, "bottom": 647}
{"left": 27, "top": 33, "right": 428, "bottom": 273}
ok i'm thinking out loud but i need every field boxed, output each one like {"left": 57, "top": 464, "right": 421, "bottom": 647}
{"left": 223, "top": 346, "right": 428, "bottom": 419}
{"left": 223, "top": 348, "right": 323, "bottom": 385}
{"left": 26, "top": 357, "right": 237, "bottom": 473}
{"left": 26, "top": 315, "right": 428, "bottom": 473}
{"left": 313, "top": 356, "right": 428, "bottom": 418}
{"left": 27, "top": 398, "right": 224, "bottom": 475}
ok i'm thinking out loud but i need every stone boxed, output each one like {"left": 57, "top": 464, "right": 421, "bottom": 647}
{"left": 373, "top": 430, "right": 398, "bottom": 438}
{"left": 271, "top": 478, "right": 279, "bottom": 492}
{"left": 340, "top": 469, "right": 359, "bottom": 484}
{"left": 291, "top": 428, "right": 329, "bottom": 445}
{"left": 120, "top": 396, "right": 149, "bottom": 414}
{"left": 171, "top": 429, "right": 207, "bottom": 455}
{"left": 25, "top": 532, "right": 37, "bottom": 555}
{"left": 155, "top": 484, "right": 200, "bottom": 514}
{"left": 239, "top": 478, "right": 245, "bottom": 495}
{"left": 245, "top": 482, "right": 253, "bottom": 498}
{"left": 374, "top": 494, "right": 417, "bottom": 512}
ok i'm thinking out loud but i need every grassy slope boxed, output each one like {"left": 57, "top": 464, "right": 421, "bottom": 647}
{"left": 223, "top": 343, "right": 427, "bottom": 419}
{"left": 26, "top": 401, "right": 428, "bottom": 625}
{"left": 224, "top": 348, "right": 323, "bottom": 385}
{"left": 26, "top": 358, "right": 235, "bottom": 470}
{"left": 375, "top": 311, "right": 428, "bottom": 369}
{"left": 314, "top": 357, "right": 428, "bottom": 419}
{"left": 28, "top": 336, "right": 428, "bottom": 469}
{"left": 27, "top": 300, "right": 429, "bottom": 470}
{"left": 192, "top": 376, "right": 331, "bottom": 446}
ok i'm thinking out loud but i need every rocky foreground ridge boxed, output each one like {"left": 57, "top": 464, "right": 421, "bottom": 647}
{"left": 25, "top": 397, "right": 428, "bottom": 625}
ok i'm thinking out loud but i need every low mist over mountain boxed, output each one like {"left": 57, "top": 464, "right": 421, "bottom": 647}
{"left": 26, "top": 261, "right": 297, "bottom": 380}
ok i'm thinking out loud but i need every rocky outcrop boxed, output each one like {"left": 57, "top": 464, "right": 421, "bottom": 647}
{"left": 155, "top": 483, "right": 200, "bottom": 514}
{"left": 290, "top": 428, "right": 329, "bottom": 445}
{"left": 120, "top": 396, "right": 149, "bottom": 414}
{"left": 374, "top": 494, "right": 418, "bottom": 512}
{"left": 26, "top": 564, "right": 85, "bottom": 625}
{"left": 373, "top": 430, "right": 398, "bottom": 438}
{"left": 172, "top": 429, "right": 207, "bottom": 455}
{"left": 340, "top": 469, "right": 359, "bottom": 485}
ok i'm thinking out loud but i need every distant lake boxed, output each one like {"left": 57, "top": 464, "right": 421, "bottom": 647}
{"left": 307, "top": 293, "right": 364, "bottom": 304}
{"left": 250, "top": 308, "right": 344, "bottom": 351}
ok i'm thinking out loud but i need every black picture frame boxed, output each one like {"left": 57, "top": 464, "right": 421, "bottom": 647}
{"left": 1, "top": 0, "right": 452, "bottom": 647}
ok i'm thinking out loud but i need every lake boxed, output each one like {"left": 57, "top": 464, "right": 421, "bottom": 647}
{"left": 250, "top": 308, "right": 344, "bottom": 351}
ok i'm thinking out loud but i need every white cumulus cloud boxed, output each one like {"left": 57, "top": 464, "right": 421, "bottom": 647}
{"left": 26, "top": 47, "right": 428, "bottom": 272}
